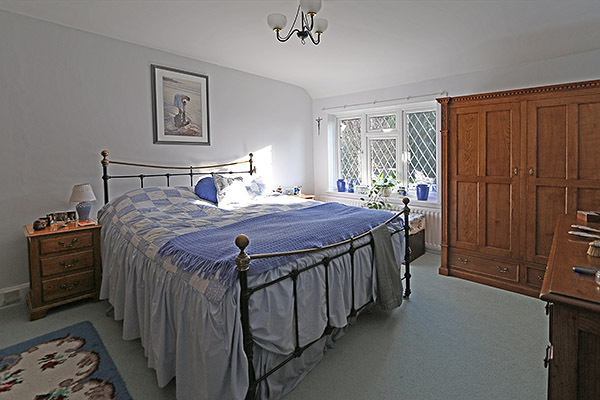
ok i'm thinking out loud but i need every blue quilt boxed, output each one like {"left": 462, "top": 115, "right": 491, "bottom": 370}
{"left": 158, "top": 202, "right": 401, "bottom": 287}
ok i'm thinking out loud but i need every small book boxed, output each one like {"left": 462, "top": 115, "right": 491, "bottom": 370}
{"left": 577, "top": 211, "right": 600, "bottom": 223}
{"left": 77, "top": 219, "right": 97, "bottom": 226}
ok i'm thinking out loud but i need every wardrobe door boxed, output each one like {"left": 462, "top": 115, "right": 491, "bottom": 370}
{"left": 526, "top": 95, "right": 600, "bottom": 265}
{"left": 449, "top": 106, "right": 480, "bottom": 252}
{"left": 449, "top": 104, "right": 520, "bottom": 258}
{"left": 478, "top": 103, "right": 521, "bottom": 259}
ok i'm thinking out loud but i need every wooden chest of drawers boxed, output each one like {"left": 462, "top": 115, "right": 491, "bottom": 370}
{"left": 23, "top": 222, "right": 102, "bottom": 320}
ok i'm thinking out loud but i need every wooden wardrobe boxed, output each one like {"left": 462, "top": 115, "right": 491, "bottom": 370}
{"left": 438, "top": 80, "right": 600, "bottom": 297}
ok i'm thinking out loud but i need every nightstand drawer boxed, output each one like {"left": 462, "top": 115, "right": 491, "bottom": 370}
{"left": 40, "top": 232, "right": 92, "bottom": 255}
{"left": 40, "top": 250, "right": 94, "bottom": 277}
{"left": 42, "top": 270, "right": 95, "bottom": 302}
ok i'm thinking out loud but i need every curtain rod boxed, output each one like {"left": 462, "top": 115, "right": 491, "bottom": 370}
{"left": 321, "top": 91, "right": 448, "bottom": 112}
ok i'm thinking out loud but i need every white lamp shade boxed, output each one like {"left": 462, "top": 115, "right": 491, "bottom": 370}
{"left": 69, "top": 183, "right": 96, "bottom": 203}
{"left": 267, "top": 13, "right": 287, "bottom": 30}
{"left": 300, "top": 0, "right": 322, "bottom": 14}
{"left": 313, "top": 18, "right": 328, "bottom": 33}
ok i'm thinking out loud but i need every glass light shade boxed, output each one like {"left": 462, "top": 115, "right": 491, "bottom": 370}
{"left": 313, "top": 18, "right": 328, "bottom": 33}
{"left": 300, "top": 0, "right": 322, "bottom": 15}
{"left": 69, "top": 183, "right": 96, "bottom": 203}
{"left": 267, "top": 13, "right": 287, "bottom": 30}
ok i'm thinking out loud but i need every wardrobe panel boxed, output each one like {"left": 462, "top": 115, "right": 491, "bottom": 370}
{"left": 577, "top": 188, "right": 600, "bottom": 211}
{"left": 456, "top": 112, "right": 479, "bottom": 176}
{"left": 486, "top": 110, "right": 511, "bottom": 178}
{"left": 535, "top": 186, "right": 567, "bottom": 259}
{"left": 578, "top": 102, "right": 600, "bottom": 181}
{"left": 485, "top": 183, "right": 511, "bottom": 250}
{"left": 536, "top": 105, "right": 567, "bottom": 180}
{"left": 456, "top": 182, "right": 478, "bottom": 245}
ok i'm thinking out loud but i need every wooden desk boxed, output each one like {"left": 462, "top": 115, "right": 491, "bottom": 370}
{"left": 540, "top": 214, "right": 600, "bottom": 399}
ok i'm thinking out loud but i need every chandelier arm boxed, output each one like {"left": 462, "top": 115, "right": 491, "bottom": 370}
{"left": 276, "top": 4, "right": 302, "bottom": 42}
{"left": 307, "top": 30, "right": 321, "bottom": 45}
{"left": 303, "top": 12, "right": 315, "bottom": 32}
{"left": 277, "top": 28, "right": 302, "bottom": 42}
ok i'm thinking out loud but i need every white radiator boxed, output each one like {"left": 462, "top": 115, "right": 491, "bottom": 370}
{"left": 318, "top": 193, "right": 442, "bottom": 253}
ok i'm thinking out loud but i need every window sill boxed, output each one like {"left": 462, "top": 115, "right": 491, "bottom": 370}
{"left": 322, "top": 191, "right": 441, "bottom": 209}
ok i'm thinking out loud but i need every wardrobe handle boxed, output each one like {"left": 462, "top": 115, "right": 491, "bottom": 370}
{"left": 543, "top": 345, "right": 553, "bottom": 368}
{"left": 529, "top": 167, "right": 534, "bottom": 176}
{"left": 513, "top": 167, "right": 518, "bottom": 176}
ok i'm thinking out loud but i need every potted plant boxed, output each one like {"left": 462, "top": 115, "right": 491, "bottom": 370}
{"left": 360, "top": 172, "right": 396, "bottom": 209}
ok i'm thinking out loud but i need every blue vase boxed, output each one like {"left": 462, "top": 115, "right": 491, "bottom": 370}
{"left": 348, "top": 180, "right": 355, "bottom": 193}
{"left": 336, "top": 179, "right": 346, "bottom": 192}
{"left": 416, "top": 184, "right": 430, "bottom": 201}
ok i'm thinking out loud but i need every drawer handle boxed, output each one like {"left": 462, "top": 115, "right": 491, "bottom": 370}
{"left": 59, "top": 281, "right": 80, "bottom": 291}
{"left": 59, "top": 258, "right": 79, "bottom": 269}
{"left": 57, "top": 238, "right": 78, "bottom": 248}
{"left": 537, "top": 274, "right": 544, "bottom": 281}
{"left": 496, "top": 265, "right": 509, "bottom": 274}
{"left": 543, "top": 345, "right": 553, "bottom": 368}
{"left": 457, "top": 257, "right": 469, "bottom": 264}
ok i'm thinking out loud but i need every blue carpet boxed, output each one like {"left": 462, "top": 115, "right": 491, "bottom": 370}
{"left": 0, "top": 321, "right": 131, "bottom": 399}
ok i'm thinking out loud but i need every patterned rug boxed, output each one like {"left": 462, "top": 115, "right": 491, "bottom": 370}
{"left": 0, "top": 321, "right": 131, "bottom": 399}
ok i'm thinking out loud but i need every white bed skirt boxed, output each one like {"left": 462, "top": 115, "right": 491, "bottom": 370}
{"left": 100, "top": 222, "right": 404, "bottom": 399}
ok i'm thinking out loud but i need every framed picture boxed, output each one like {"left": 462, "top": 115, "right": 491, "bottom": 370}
{"left": 151, "top": 64, "right": 210, "bottom": 145}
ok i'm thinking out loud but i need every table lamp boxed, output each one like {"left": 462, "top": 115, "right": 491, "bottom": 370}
{"left": 69, "top": 183, "right": 96, "bottom": 221}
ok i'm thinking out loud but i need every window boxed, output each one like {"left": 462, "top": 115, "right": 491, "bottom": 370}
{"left": 335, "top": 103, "right": 439, "bottom": 199}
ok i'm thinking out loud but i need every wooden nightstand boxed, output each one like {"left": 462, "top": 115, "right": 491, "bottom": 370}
{"left": 294, "top": 194, "right": 315, "bottom": 200}
{"left": 23, "top": 221, "right": 102, "bottom": 320}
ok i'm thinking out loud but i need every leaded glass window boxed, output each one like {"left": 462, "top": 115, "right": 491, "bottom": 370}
{"left": 339, "top": 118, "right": 361, "bottom": 182}
{"left": 369, "top": 114, "right": 397, "bottom": 131}
{"left": 369, "top": 138, "right": 397, "bottom": 179}
{"left": 407, "top": 111, "right": 437, "bottom": 190}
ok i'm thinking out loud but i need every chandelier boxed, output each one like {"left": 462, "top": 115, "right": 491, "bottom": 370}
{"left": 267, "top": 0, "right": 328, "bottom": 45}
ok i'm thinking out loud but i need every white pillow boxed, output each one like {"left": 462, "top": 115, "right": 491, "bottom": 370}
{"left": 213, "top": 173, "right": 252, "bottom": 209}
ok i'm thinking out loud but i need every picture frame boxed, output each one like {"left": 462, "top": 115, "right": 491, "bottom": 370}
{"left": 151, "top": 64, "right": 210, "bottom": 145}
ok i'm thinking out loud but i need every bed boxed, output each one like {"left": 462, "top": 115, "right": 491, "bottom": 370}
{"left": 98, "top": 150, "right": 412, "bottom": 399}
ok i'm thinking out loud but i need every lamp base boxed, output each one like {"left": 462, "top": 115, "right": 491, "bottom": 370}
{"left": 76, "top": 201, "right": 92, "bottom": 221}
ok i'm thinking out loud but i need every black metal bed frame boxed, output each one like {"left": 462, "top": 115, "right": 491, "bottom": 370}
{"left": 99, "top": 150, "right": 411, "bottom": 400}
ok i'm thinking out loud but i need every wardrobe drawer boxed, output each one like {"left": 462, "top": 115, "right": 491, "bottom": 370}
{"left": 39, "top": 231, "right": 92, "bottom": 255}
{"left": 450, "top": 251, "right": 519, "bottom": 282}
{"left": 40, "top": 250, "right": 94, "bottom": 277}
{"left": 42, "top": 270, "right": 95, "bottom": 302}
{"left": 526, "top": 267, "right": 546, "bottom": 288}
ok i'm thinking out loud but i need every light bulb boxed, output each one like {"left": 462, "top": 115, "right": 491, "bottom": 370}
{"left": 313, "top": 18, "right": 328, "bottom": 33}
{"left": 267, "top": 13, "right": 287, "bottom": 30}
{"left": 300, "top": 0, "right": 322, "bottom": 15}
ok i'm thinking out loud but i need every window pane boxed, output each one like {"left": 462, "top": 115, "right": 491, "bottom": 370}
{"left": 369, "top": 114, "right": 397, "bottom": 131}
{"left": 370, "top": 138, "right": 397, "bottom": 181}
{"left": 339, "top": 118, "right": 362, "bottom": 182}
{"left": 407, "top": 111, "right": 437, "bottom": 190}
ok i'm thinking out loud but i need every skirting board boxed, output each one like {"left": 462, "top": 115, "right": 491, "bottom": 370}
{"left": 0, "top": 283, "right": 29, "bottom": 308}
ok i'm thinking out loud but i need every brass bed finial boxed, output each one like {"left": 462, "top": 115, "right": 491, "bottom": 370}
{"left": 235, "top": 234, "right": 251, "bottom": 272}
{"left": 101, "top": 150, "right": 109, "bottom": 167}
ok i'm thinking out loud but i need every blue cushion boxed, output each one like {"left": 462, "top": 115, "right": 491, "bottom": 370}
{"left": 194, "top": 177, "right": 218, "bottom": 204}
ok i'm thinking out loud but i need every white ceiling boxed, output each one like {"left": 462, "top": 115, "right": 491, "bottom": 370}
{"left": 1, "top": 0, "right": 600, "bottom": 99}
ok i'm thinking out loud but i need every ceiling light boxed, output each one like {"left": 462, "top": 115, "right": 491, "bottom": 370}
{"left": 267, "top": 0, "right": 328, "bottom": 45}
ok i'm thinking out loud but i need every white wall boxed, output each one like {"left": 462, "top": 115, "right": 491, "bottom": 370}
{"left": 312, "top": 49, "right": 600, "bottom": 196}
{"left": 0, "top": 10, "right": 313, "bottom": 290}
